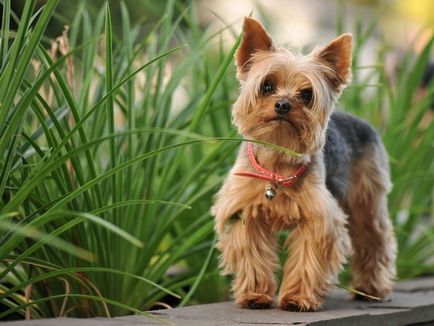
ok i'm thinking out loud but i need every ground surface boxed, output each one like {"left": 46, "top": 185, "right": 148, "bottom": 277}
{"left": 5, "top": 277, "right": 434, "bottom": 325}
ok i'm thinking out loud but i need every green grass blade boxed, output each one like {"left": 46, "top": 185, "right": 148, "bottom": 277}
{"left": 0, "top": 0, "right": 58, "bottom": 129}
{"left": 0, "top": 294, "right": 167, "bottom": 323}
{"left": 189, "top": 27, "right": 241, "bottom": 131}
{"left": 0, "top": 266, "right": 181, "bottom": 302}
{"left": 89, "top": 199, "right": 191, "bottom": 215}
{"left": 0, "top": 219, "right": 94, "bottom": 261}
{"left": 179, "top": 236, "right": 216, "bottom": 307}
{"left": 0, "top": 0, "right": 35, "bottom": 99}
{"left": 0, "top": 0, "right": 11, "bottom": 65}
{"left": 104, "top": 2, "right": 118, "bottom": 214}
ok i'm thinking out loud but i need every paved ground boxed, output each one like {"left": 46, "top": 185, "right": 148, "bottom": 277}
{"left": 4, "top": 277, "right": 434, "bottom": 325}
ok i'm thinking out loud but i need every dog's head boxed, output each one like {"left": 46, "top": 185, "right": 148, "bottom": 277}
{"left": 232, "top": 17, "right": 352, "bottom": 153}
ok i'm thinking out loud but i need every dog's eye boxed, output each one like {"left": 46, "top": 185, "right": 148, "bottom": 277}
{"left": 261, "top": 80, "right": 275, "bottom": 95}
{"left": 300, "top": 88, "right": 313, "bottom": 104}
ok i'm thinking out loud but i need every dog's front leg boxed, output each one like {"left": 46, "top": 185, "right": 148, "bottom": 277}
{"left": 215, "top": 210, "right": 278, "bottom": 309}
{"left": 279, "top": 190, "right": 351, "bottom": 311}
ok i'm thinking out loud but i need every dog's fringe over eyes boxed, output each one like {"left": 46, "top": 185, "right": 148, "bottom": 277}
{"left": 211, "top": 17, "right": 397, "bottom": 312}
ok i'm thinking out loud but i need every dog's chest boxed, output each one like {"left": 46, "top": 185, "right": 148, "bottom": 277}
{"left": 245, "top": 180, "right": 307, "bottom": 229}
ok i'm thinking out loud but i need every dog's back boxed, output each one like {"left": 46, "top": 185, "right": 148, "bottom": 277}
{"left": 324, "top": 111, "right": 383, "bottom": 201}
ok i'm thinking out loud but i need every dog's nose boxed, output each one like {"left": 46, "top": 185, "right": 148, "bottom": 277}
{"left": 275, "top": 99, "right": 291, "bottom": 114}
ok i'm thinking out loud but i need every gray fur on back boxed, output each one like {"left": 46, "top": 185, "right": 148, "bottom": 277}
{"left": 324, "top": 111, "right": 380, "bottom": 201}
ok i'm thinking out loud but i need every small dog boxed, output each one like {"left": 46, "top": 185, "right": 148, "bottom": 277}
{"left": 212, "top": 17, "right": 397, "bottom": 312}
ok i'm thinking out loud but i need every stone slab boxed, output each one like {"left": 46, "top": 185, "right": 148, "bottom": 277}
{"left": 394, "top": 277, "right": 434, "bottom": 293}
{"left": 4, "top": 278, "right": 434, "bottom": 326}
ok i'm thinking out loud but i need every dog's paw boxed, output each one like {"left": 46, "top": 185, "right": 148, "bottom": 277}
{"left": 237, "top": 293, "right": 274, "bottom": 309}
{"left": 279, "top": 294, "right": 322, "bottom": 312}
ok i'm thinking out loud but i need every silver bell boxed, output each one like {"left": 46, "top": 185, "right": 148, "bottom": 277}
{"left": 265, "top": 187, "right": 276, "bottom": 200}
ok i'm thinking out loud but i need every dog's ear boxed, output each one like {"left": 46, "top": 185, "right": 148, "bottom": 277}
{"left": 236, "top": 17, "right": 273, "bottom": 77}
{"left": 314, "top": 33, "right": 352, "bottom": 88}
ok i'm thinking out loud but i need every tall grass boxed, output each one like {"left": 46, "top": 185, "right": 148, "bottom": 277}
{"left": 0, "top": 0, "right": 432, "bottom": 320}
{"left": 0, "top": 0, "right": 237, "bottom": 318}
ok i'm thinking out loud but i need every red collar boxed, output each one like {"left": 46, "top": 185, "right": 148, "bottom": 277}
{"left": 234, "top": 142, "right": 309, "bottom": 187}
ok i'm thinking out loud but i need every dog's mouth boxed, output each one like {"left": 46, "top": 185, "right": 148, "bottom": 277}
{"left": 269, "top": 114, "right": 292, "bottom": 125}
{"left": 274, "top": 115, "right": 288, "bottom": 121}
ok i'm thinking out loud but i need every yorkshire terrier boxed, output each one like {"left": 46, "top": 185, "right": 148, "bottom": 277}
{"left": 212, "top": 18, "right": 397, "bottom": 312}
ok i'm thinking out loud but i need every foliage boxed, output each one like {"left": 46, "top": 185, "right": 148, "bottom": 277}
{"left": 0, "top": 0, "right": 237, "bottom": 318}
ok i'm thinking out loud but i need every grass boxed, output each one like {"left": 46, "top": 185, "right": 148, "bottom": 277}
{"left": 0, "top": 0, "right": 433, "bottom": 320}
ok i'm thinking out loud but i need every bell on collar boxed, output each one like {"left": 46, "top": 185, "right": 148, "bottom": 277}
{"left": 265, "top": 185, "right": 276, "bottom": 200}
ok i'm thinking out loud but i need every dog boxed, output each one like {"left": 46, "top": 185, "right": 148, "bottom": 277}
{"left": 211, "top": 17, "right": 397, "bottom": 312}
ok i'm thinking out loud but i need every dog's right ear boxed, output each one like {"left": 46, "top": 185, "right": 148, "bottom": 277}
{"left": 236, "top": 17, "right": 273, "bottom": 77}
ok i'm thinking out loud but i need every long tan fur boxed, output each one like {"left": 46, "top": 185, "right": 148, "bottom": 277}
{"left": 212, "top": 17, "right": 396, "bottom": 312}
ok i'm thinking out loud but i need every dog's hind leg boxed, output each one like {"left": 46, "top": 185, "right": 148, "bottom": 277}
{"left": 346, "top": 143, "right": 397, "bottom": 300}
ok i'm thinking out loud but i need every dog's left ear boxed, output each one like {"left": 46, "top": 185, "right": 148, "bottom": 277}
{"left": 236, "top": 17, "right": 274, "bottom": 78}
{"left": 314, "top": 33, "right": 352, "bottom": 88}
